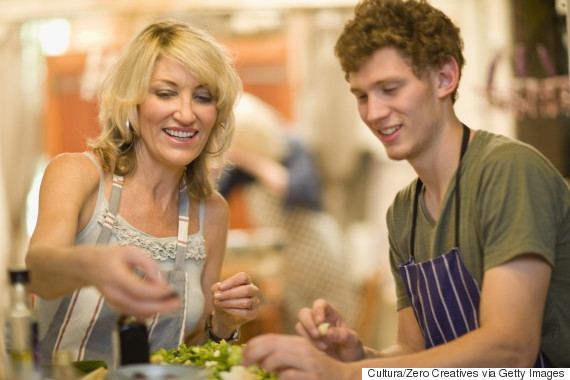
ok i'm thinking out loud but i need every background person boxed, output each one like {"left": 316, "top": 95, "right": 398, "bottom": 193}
{"left": 218, "top": 93, "right": 359, "bottom": 333}
{"left": 241, "top": 0, "right": 570, "bottom": 376}
{"left": 25, "top": 20, "right": 259, "bottom": 368}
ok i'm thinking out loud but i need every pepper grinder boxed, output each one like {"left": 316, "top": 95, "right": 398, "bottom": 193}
{"left": 112, "top": 315, "right": 150, "bottom": 368}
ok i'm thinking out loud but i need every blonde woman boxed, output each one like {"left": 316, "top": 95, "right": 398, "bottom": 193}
{"left": 26, "top": 20, "right": 258, "bottom": 367}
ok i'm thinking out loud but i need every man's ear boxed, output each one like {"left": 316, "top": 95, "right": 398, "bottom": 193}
{"left": 436, "top": 57, "right": 460, "bottom": 99}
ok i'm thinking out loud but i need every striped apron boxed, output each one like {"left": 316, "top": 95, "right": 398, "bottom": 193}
{"left": 40, "top": 175, "right": 190, "bottom": 369}
{"left": 398, "top": 125, "right": 550, "bottom": 367}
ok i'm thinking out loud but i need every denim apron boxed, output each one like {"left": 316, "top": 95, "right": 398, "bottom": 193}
{"left": 398, "top": 125, "right": 550, "bottom": 367}
{"left": 40, "top": 175, "right": 190, "bottom": 368}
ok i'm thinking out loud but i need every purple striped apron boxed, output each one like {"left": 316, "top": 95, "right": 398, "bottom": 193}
{"left": 398, "top": 125, "right": 550, "bottom": 367}
{"left": 40, "top": 175, "right": 190, "bottom": 369}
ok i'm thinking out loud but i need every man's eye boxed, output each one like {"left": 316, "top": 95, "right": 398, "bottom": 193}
{"left": 355, "top": 93, "right": 367, "bottom": 103}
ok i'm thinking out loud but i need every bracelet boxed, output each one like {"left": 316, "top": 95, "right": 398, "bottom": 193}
{"left": 205, "top": 311, "right": 241, "bottom": 343}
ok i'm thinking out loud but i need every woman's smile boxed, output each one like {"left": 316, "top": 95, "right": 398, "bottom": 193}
{"left": 163, "top": 128, "right": 198, "bottom": 140}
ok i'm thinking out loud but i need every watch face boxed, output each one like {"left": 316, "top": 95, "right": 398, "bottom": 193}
{"left": 230, "top": 326, "right": 241, "bottom": 341}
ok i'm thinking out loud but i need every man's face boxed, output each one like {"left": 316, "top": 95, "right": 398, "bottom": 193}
{"left": 348, "top": 47, "right": 443, "bottom": 163}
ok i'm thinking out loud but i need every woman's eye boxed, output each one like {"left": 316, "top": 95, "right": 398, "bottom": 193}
{"left": 194, "top": 92, "right": 213, "bottom": 104}
{"left": 155, "top": 90, "right": 175, "bottom": 99}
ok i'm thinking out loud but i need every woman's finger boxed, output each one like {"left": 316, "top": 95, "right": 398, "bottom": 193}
{"left": 218, "top": 272, "right": 252, "bottom": 290}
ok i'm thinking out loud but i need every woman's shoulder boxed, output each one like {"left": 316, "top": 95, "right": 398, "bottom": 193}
{"left": 202, "top": 191, "right": 229, "bottom": 218}
{"left": 199, "top": 191, "right": 229, "bottom": 231}
{"left": 47, "top": 151, "right": 101, "bottom": 171}
{"left": 43, "top": 152, "right": 104, "bottom": 196}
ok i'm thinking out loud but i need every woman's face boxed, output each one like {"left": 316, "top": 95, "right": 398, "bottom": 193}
{"left": 136, "top": 57, "right": 217, "bottom": 172}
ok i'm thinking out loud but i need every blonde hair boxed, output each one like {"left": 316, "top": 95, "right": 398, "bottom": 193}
{"left": 89, "top": 20, "right": 242, "bottom": 198}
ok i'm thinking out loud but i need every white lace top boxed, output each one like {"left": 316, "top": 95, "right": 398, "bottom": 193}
{"left": 96, "top": 209, "right": 206, "bottom": 262}
{"left": 37, "top": 154, "right": 207, "bottom": 339}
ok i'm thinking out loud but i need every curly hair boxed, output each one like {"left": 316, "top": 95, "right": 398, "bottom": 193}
{"left": 335, "top": 0, "right": 465, "bottom": 102}
{"left": 88, "top": 20, "right": 242, "bottom": 199}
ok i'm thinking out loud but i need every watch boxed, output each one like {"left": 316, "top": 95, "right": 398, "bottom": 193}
{"left": 205, "top": 311, "right": 241, "bottom": 343}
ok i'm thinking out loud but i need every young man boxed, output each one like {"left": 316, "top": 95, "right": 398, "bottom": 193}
{"left": 241, "top": 0, "right": 570, "bottom": 377}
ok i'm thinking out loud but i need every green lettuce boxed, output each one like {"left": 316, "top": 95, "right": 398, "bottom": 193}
{"left": 151, "top": 340, "right": 278, "bottom": 380}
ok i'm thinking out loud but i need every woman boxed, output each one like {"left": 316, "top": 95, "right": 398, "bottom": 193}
{"left": 26, "top": 20, "right": 259, "bottom": 368}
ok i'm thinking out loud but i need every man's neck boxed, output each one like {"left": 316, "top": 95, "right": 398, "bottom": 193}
{"left": 411, "top": 122, "right": 469, "bottom": 220}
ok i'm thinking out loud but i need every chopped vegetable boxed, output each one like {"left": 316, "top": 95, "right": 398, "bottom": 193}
{"left": 78, "top": 366, "right": 107, "bottom": 380}
{"left": 151, "top": 340, "right": 278, "bottom": 380}
{"left": 318, "top": 322, "right": 330, "bottom": 336}
{"left": 73, "top": 360, "right": 107, "bottom": 374}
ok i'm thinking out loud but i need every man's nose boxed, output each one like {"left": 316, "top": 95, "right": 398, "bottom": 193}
{"left": 364, "top": 96, "right": 390, "bottom": 124}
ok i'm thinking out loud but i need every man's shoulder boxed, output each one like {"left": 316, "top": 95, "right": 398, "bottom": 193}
{"left": 469, "top": 129, "right": 569, "bottom": 205}
{"left": 469, "top": 129, "right": 557, "bottom": 174}
{"left": 472, "top": 129, "right": 545, "bottom": 159}
{"left": 388, "top": 178, "right": 420, "bottom": 216}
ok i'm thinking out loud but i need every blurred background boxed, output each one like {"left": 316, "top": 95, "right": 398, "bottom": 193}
{"left": 0, "top": 0, "right": 569, "bottom": 356}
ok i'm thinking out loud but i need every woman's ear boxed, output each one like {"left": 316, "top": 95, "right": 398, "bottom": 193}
{"left": 435, "top": 57, "right": 460, "bottom": 99}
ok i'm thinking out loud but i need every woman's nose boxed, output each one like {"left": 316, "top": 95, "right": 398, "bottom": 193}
{"left": 173, "top": 97, "right": 196, "bottom": 125}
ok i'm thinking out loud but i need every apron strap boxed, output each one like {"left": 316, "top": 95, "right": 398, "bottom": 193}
{"left": 97, "top": 175, "right": 124, "bottom": 245}
{"left": 175, "top": 180, "right": 190, "bottom": 269}
{"left": 455, "top": 124, "right": 470, "bottom": 248}
{"left": 410, "top": 179, "right": 423, "bottom": 259}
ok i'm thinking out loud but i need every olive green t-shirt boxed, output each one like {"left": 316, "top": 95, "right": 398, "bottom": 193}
{"left": 386, "top": 129, "right": 570, "bottom": 367}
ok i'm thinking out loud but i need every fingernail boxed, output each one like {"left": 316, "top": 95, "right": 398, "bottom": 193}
{"left": 318, "top": 341, "right": 327, "bottom": 350}
{"left": 133, "top": 268, "right": 146, "bottom": 279}
{"left": 167, "top": 291, "right": 179, "bottom": 299}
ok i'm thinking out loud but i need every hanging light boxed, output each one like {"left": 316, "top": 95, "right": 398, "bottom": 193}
{"left": 39, "top": 18, "right": 71, "bottom": 56}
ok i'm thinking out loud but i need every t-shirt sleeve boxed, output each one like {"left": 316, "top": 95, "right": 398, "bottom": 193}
{"left": 386, "top": 182, "right": 417, "bottom": 311}
{"left": 476, "top": 143, "right": 564, "bottom": 269}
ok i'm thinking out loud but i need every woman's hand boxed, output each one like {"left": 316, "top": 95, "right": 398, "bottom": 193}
{"left": 296, "top": 298, "right": 366, "bottom": 362}
{"left": 210, "top": 271, "right": 259, "bottom": 336}
{"left": 85, "top": 245, "right": 182, "bottom": 320}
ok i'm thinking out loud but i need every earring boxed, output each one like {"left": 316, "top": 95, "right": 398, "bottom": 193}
{"left": 122, "top": 120, "right": 136, "bottom": 151}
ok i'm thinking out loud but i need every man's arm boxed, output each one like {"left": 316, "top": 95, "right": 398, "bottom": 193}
{"left": 365, "top": 306, "right": 425, "bottom": 359}
{"left": 361, "top": 254, "right": 551, "bottom": 367}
